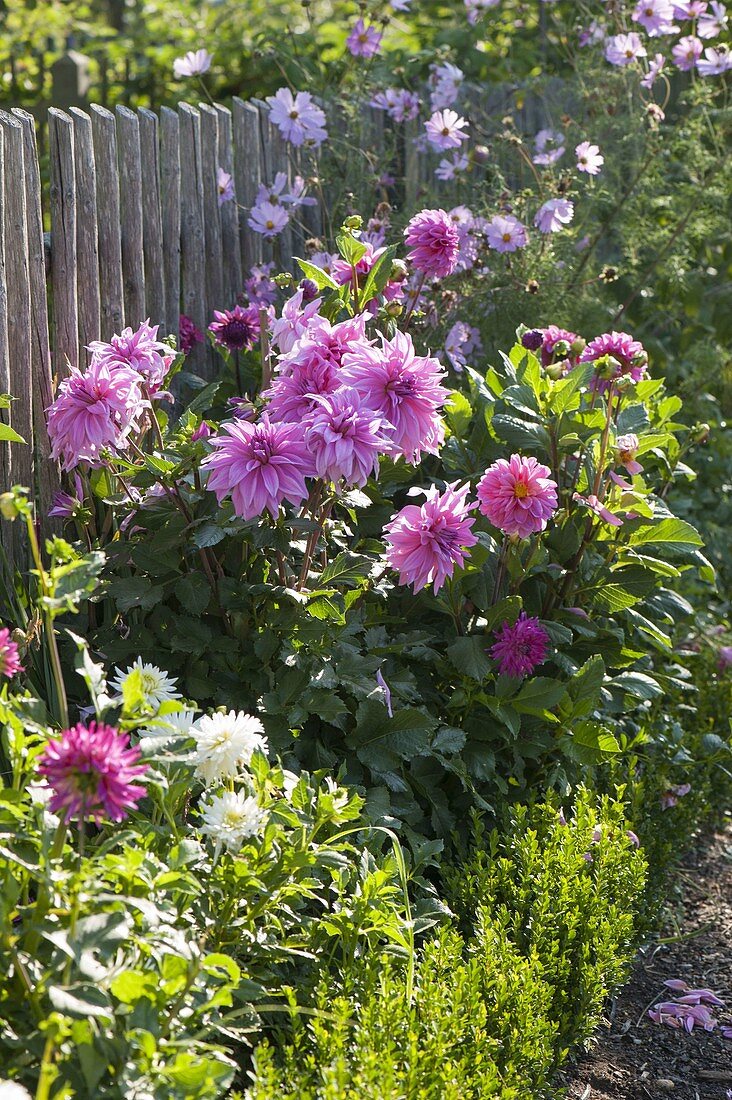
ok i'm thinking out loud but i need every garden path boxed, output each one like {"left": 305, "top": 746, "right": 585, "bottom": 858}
{"left": 564, "top": 823, "right": 732, "bottom": 1100}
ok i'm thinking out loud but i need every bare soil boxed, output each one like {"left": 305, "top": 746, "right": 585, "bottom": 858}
{"left": 562, "top": 823, "right": 732, "bottom": 1100}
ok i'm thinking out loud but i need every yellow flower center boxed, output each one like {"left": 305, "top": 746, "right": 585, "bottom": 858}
{"left": 223, "top": 809, "right": 243, "bottom": 827}
{"left": 266, "top": 219, "right": 274, "bottom": 229}
{"left": 502, "top": 232, "right": 512, "bottom": 242}
{"left": 514, "top": 482, "right": 529, "bottom": 499}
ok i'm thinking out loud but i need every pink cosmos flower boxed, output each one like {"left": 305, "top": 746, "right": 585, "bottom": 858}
{"left": 581, "top": 331, "right": 648, "bottom": 392}
{"left": 697, "top": 44, "right": 732, "bottom": 73}
{"left": 672, "top": 34, "right": 703, "bottom": 68}
{"left": 217, "top": 167, "right": 234, "bottom": 206}
{"left": 486, "top": 214, "right": 528, "bottom": 253}
{"left": 616, "top": 433, "right": 644, "bottom": 475}
{"left": 404, "top": 209, "right": 461, "bottom": 279}
{"left": 717, "top": 645, "right": 732, "bottom": 671}
{"left": 673, "top": 2, "right": 708, "bottom": 17}
{"left": 0, "top": 627, "right": 23, "bottom": 678}
{"left": 477, "top": 455, "right": 558, "bottom": 539}
{"left": 38, "top": 722, "right": 148, "bottom": 823}
{"left": 698, "top": 2, "right": 727, "bottom": 37}
{"left": 47, "top": 359, "right": 144, "bottom": 471}
{"left": 425, "top": 108, "right": 469, "bottom": 151}
{"left": 444, "top": 321, "right": 482, "bottom": 372}
{"left": 384, "top": 482, "right": 477, "bottom": 593}
{"left": 641, "top": 52, "right": 667, "bottom": 86}
{"left": 465, "top": 0, "right": 501, "bottom": 24}
{"left": 245, "top": 263, "right": 278, "bottom": 307}
{"left": 370, "top": 88, "right": 421, "bottom": 122}
{"left": 304, "top": 388, "right": 389, "bottom": 486}
{"left": 576, "top": 141, "right": 604, "bottom": 175}
{"left": 606, "top": 32, "right": 648, "bottom": 65}
{"left": 533, "top": 128, "right": 566, "bottom": 166}
{"left": 173, "top": 49, "right": 212, "bottom": 78}
{"left": 436, "top": 152, "right": 469, "bottom": 181}
{"left": 179, "top": 314, "right": 204, "bottom": 354}
{"left": 341, "top": 331, "right": 449, "bottom": 462}
{"left": 534, "top": 198, "right": 575, "bottom": 234}
{"left": 209, "top": 305, "right": 261, "bottom": 352}
{"left": 660, "top": 782, "right": 691, "bottom": 809}
{"left": 429, "top": 62, "right": 464, "bottom": 110}
{"left": 88, "top": 320, "right": 170, "bottom": 390}
{"left": 632, "top": 0, "right": 678, "bottom": 35}
{"left": 202, "top": 415, "right": 313, "bottom": 520}
{"left": 248, "top": 201, "right": 290, "bottom": 238}
{"left": 490, "top": 612, "right": 549, "bottom": 678}
{"left": 266, "top": 88, "right": 327, "bottom": 148}
{"left": 346, "top": 18, "right": 383, "bottom": 58}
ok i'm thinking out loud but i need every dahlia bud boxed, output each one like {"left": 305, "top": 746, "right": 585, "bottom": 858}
{"left": 389, "top": 258, "right": 409, "bottom": 283}
{"left": 343, "top": 214, "right": 363, "bottom": 231}
{"left": 0, "top": 492, "right": 20, "bottom": 521}
{"left": 692, "top": 423, "right": 711, "bottom": 443}
{"left": 521, "top": 329, "right": 544, "bottom": 352}
{"left": 570, "top": 337, "right": 586, "bottom": 356}
{"left": 553, "top": 339, "right": 571, "bottom": 359}
{"left": 273, "top": 272, "right": 293, "bottom": 288}
{"left": 299, "top": 278, "right": 319, "bottom": 302}
{"left": 545, "top": 364, "right": 564, "bottom": 380}
{"left": 385, "top": 301, "right": 403, "bottom": 318}
{"left": 595, "top": 354, "right": 622, "bottom": 381}
{"left": 472, "top": 144, "right": 490, "bottom": 164}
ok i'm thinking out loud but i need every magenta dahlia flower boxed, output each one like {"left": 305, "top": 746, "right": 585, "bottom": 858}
{"left": 522, "top": 325, "right": 582, "bottom": 370}
{"left": 88, "top": 320, "right": 171, "bottom": 391}
{"left": 209, "top": 305, "right": 261, "bottom": 352}
{"left": 477, "top": 455, "right": 558, "bottom": 539}
{"left": 384, "top": 482, "right": 477, "bottom": 593}
{"left": 304, "top": 388, "right": 389, "bottom": 487}
{"left": 341, "top": 330, "right": 449, "bottom": 463}
{"left": 46, "top": 359, "right": 144, "bottom": 471}
{"left": 264, "top": 355, "right": 340, "bottom": 424}
{"left": 0, "top": 627, "right": 23, "bottom": 679}
{"left": 38, "top": 722, "right": 148, "bottom": 823}
{"left": 202, "top": 415, "right": 313, "bottom": 520}
{"left": 179, "top": 314, "right": 204, "bottom": 354}
{"left": 581, "top": 331, "right": 648, "bottom": 392}
{"left": 490, "top": 613, "right": 549, "bottom": 678}
{"left": 404, "top": 209, "right": 461, "bottom": 280}
{"left": 270, "top": 289, "right": 322, "bottom": 354}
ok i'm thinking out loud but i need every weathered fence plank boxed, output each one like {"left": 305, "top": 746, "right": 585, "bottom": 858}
{"left": 160, "top": 106, "right": 181, "bottom": 340}
{"left": 90, "top": 105, "right": 125, "bottom": 339}
{"left": 0, "top": 113, "right": 34, "bottom": 562}
{"left": 178, "top": 103, "right": 207, "bottom": 373}
{"left": 216, "top": 104, "right": 243, "bottom": 307}
{"left": 260, "top": 111, "right": 293, "bottom": 268}
{"left": 199, "top": 104, "right": 224, "bottom": 327}
{"left": 0, "top": 128, "right": 11, "bottom": 538}
{"left": 232, "top": 98, "right": 262, "bottom": 272}
{"left": 115, "top": 105, "right": 146, "bottom": 326}
{"left": 48, "top": 108, "right": 78, "bottom": 376}
{"left": 138, "top": 108, "right": 166, "bottom": 332}
{"left": 69, "top": 108, "right": 100, "bottom": 363}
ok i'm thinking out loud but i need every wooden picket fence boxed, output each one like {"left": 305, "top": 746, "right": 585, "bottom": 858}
{"left": 0, "top": 82, "right": 571, "bottom": 565}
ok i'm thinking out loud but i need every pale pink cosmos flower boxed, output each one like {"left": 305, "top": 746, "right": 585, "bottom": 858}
{"left": 436, "top": 152, "right": 469, "bottom": 180}
{"left": 429, "top": 62, "right": 464, "bottom": 111}
{"left": 486, "top": 214, "right": 528, "bottom": 253}
{"left": 425, "top": 108, "right": 469, "bottom": 151}
{"left": 576, "top": 141, "right": 604, "bottom": 175}
{"left": 248, "top": 201, "right": 290, "bottom": 237}
{"left": 346, "top": 18, "right": 383, "bottom": 58}
{"left": 464, "top": 0, "right": 500, "bottom": 24}
{"left": 370, "top": 88, "right": 421, "bottom": 122}
{"left": 672, "top": 34, "right": 704, "bottom": 68}
{"left": 534, "top": 198, "right": 575, "bottom": 233}
{"left": 384, "top": 482, "right": 477, "bottom": 592}
{"left": 203, "top": 415, "right": 313, "bottom": 520}
{"left": 698, "top": 1, "right": 728, "bottom": 37}
{"left": 341, "top": 331, "right": 449, "bottom": 463}
{"left": 660, "top": 782, "right": 691, "bottom": 809}
{"left": 404, "top": 208, "right": 461, "bottom": 279}
{"left": 38, "top": 722, "right": 148, "bottom": 823}
{"left": 616, "top": 433, "right": 644, "bottom": 475}
{"left": 304, "top": 388, "right": 389, "bottom": 487}
{"left": 533, "top": 128, "right": 566, "bottom": 166}
{"left": 47, "top": 359, "right": 144, "bottom": 471}
{"left": 88, "top": 320, "right": 170, "bottom": 390}
{"left": 717, "top": 645, "right": 732, "bottom": 671}
{"left": 246, "top": 262, "right": 278, "bottom": 306}
{"left": 217, "top": 167, "right": 234, "bottom": 206}
{"left": 477, "top": 455, "right": 558, "bottom": 539}
{"left": 444, "top": 321, "right": 483, "bottom": 372}
{"left": 641, "top": 52, "right": 667, "bottom": 86}
{"left": 266, "top": 88, "right": 327, "bottom": 148}
{"left": 173, "top": 49, "right": 213, "bottom": 78}
{"left": 490, "top": 613, "right": 549, "bottom": 678}
{"left": 0, "top": 627, "right": 23, "bottom": 679}
{"left": 605, "top": 32, "right": 648, "bottom": 65}
{"left": 673, "top": 2, "right": 709, "bottom": 16}
{"left": 697, "top": 44, "right": 732, "bottom": 73}
{"left": 632, "top": 0, "right": 678, "bottom": 35}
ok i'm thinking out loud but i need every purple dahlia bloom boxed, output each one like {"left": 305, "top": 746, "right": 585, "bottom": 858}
{"left": 88, "top": 320, "right": 171, "bottom": 391}
{"left": 304, "top": 388, "right": 389, "bottom": 487}
{"left": 209, "top": 305, "right": 261, "bottom": 352}
{"left": 581, "top": 331, "right": 648, "bottom": 392}
{"left": 404, "top": 209, "right": 461, "bottom": 279}
{"left": 179, "top": 314, "right": 204, "bottom": 354}
{"left": 490, "top": 612, "right": 549, "bottom": 678}
{"left": 47, "top": 359, "right": 144, "bottom": 471}
{"left": 477, "top": 455, "right": 558, "bottom": 539}
{"left": 0, "top": 627, "right": 23, "bottom": 678}
{"left": 384, "top": 482, "right": 477, "bottom": 593}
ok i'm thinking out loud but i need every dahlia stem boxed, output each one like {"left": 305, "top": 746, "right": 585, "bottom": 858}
{"left": 25, "top": 513, "right": 68, "bottom": 728}
{"left": 403, "top": 272, "right": 427, "bottom": 330}
{"left": 491, "top": 537, "right": 510, "bottom": 606}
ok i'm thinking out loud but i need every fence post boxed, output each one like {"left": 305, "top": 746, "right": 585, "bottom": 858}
{"left": 50, "top": 51, "right": 92, "bottom": 111}
{"left": 199, "top": 104, "right": 224, "bottom": 330}
{"left": 138, "top": 108, "right": 166, "bottom": 334}
{"left": 160, "top": 107, "right": 181, "bottom": 342}
{"left": 69, "top": 108, "right": 100, "bottom": 365}
{"left": 90, "top": 105, "right": 125, "bottom": 339}
{"left": 216, "top": 105, "right": 243, "bottom": 307}
{"left": 48, "top": 108, "right": 79, "bottom": 377}
{"left": 178, "top": 103, "right": 207, "bottom": 376}
{"left": 116, "top": 106, "right": 146, "bottom": 327}
{"left": 232, "top": 99, "right": 263, "bottom": 273}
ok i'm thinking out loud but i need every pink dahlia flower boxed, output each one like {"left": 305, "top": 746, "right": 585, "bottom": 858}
{"left": 38, "top": 722, "right": 148, "bottom": 823}
{"left": 477, "top": 455, "right": 558, "bottom": 539}
{"left": 276, "top": 313, "right": 369, "bottom": 381}
{"left": 270, "top": 288, "right": 323, "bottom": 354}
{"left": 179, "top": 314, "right": 204, "bottom": 354}
{"left": 304, "top": 388, "right": 389, "bottom": 486}
{"left": 384, "top": 482, "right": 477, "bottom": 592}
{"left": 209, "top": 305, "right": 261, "bottom": 352}
{"left": 346, "top": 18, "right": 383, "bottom": 58}
{"left": 581, "top": 331, "right": 648, "bottom": 392}
{"left": 523, "top": 325, "right": 582, "bottom": 370}
{"left": 47, "top": 359, "right": 144, "bottom": 471}
{"left": 88, "top": 320, "right": 170, "bottom": 391}
{"left": 266, "top": 88, "right": 327, "bottom": 148}
{"left": 0, "top": 627, "right": 23, "bottom": 678}
{"left": 202, "top": 415, "right": 313, "bottom": 520}
{"left": 485, "top": 214, "right": 528, "bottom": 253}
{"left": 264, "top": 354, "right": 339, "bottom": 424}
{"left": 490, "top": 612, "right": 549, "bottom": 678}
{"left": 341, "top": 330, "right": 449, "bottom": 462}
{"left": 331, "top": 242, "right": 405, "bottom": 309}
{"left": 404, "top": 209, "right": 461, "bottom": 279}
